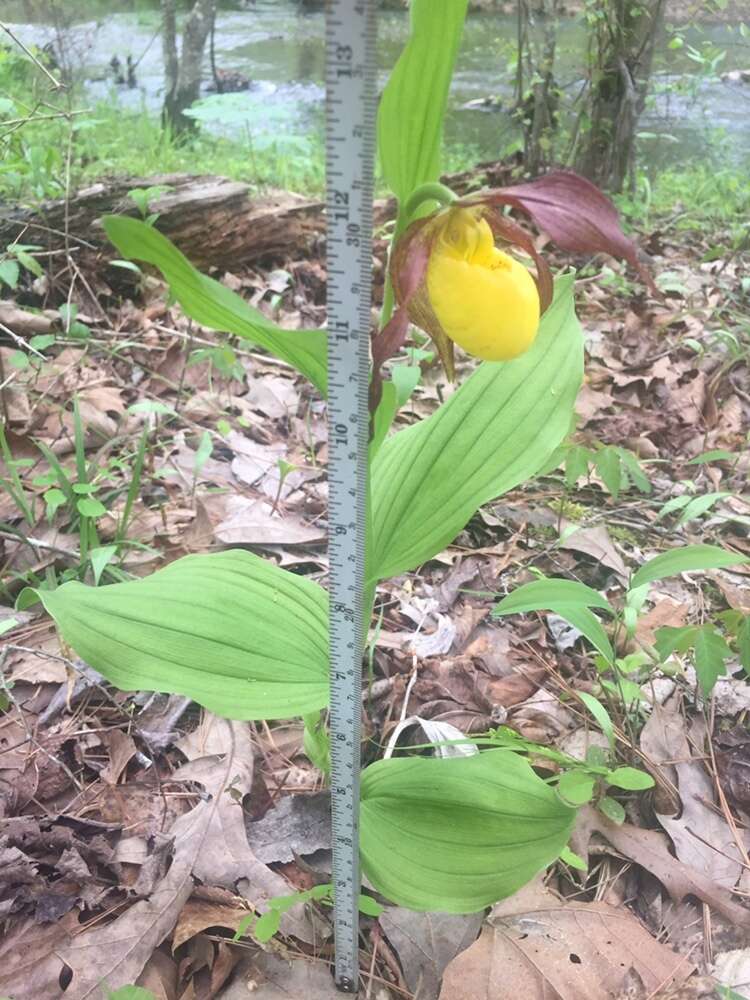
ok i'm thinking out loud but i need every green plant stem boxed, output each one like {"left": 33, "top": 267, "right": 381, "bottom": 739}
{"left": 0, "top": 423, "right": 34, "bottom": 524}
{"left": 609, "top": 615, "right": 640, "bottom": 752}
{"left": 401, "top": 182, "right": 458, "bottom": 219}
{"left": 72, "top": 397, "right": 87, "bottom": 484}
{"left": 117, "top": 425, "right": 148, "bottom": 543}
{"left": 79, "top": 515, "right": 90, "bottom": 568}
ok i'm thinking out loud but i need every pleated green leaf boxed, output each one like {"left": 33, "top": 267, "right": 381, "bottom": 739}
{"left": 630, "top": 543, "right": 749, "bottom": 589}
{"left": 360, "top": 750, "right": 576, "bottom": 913}
{"left": 369, "top": 276, "right": 582, "bottom": 584}
{"left": 103, "top": 216, "right": 328, "bottom": 396}
{"left": 378, "top": 0, "right": 469, "bottom": 202}
{"left": 493, "top": 578, "right": 614, "bottom": 615}
{"left": 493, "top": 578, "right": 615, "bottom": 661}
{"left": 31, "top": 550, "right": 329, "bottom": 720}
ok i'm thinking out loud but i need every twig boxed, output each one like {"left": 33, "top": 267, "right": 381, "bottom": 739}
{"left": 643, "top": 941, "right": 701, "bottom": 1000}
{"left": 0, "top": 216, "right": 98, "bottom": 251}
{"left": 0, "top": 320, "right": 47, "bottom": 359}
{"left": 175, "top": 318, "right": 194, "bottom": 414}
{"left": 0, "top": 530, "right": 80, "bottom": 559}
{"left": 364, "top": 922, "right": 380, "bottom": 1000}
{"left": 0, "top": 349, "right": 9, "bottom": 424}
{"left": 0, "top": 21, "right": 64, "bottom": 91}
{"left": 704, "top": 700, "right": 750, "bottom": 873}
{"left": 0, "top": 647, "right": 84, "bottom": 792}
{"left": 1, "top": 109, "right": 89, "bottom": 127}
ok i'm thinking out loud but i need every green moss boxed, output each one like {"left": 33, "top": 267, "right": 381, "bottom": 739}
{"left": 608, "top": 524, "right": 638, "bottom": 546}
{"left": 548, "top": 497, "right": 588, "bottom": 521}
{"left": 528, "top": 522, "right": 557, "bottom": 542}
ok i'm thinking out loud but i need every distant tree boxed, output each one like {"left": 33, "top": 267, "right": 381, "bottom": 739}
{"left": 514, "top": 0, "right": 562, "bottom": 176}
{"left": 161, "top": 0, "right": 217, "bottom": 133}
{"left": 572, "top": 0, "right": 665, "bottom": 193}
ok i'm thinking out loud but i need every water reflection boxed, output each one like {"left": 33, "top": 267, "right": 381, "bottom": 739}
{"left": 2, "top": 0, "right": 747, "bottom": 171}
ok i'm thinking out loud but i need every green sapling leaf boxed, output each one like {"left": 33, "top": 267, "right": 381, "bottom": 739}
{"left": 253, "top": 909, "right": 281, "bottom": 943}
{"left": 598, "top": 796, "right": 626, "bottom": 824}
{"left": 693, "top": 625, "right": 732, "bottom": 695}
{"left": 557, "top": 770, "right": 596, "bottom": 806}
{"left": 89, "top": 545, "right": 118, "bottom": 586}
{"left": 565, "top": 445, "right": 592, "bottom": 488}
{"left": 578, "top": 692, "right": 615, "bottom": 748}
{"left": 0, "top": 259, "right": 20, "bottom": 289}
{"left": 606, "top": 767, "right": 654, "bottom": 791}
{"left": 76, "top": 497, "right": 107, "bottom": 518}
{"left": 44, "top": 487, "right": 67, "bottom": 520}
{"left": 232, "top": 913, "right": 255, "bottom": 941}
{"left": 358, "top": 894, "right": 384, "bottom": 918}
{"left": 594, "top": 447, "right": 622, "bottom": 498}
{"left": 560, "top": 845, "right": 588, "bottom": 871}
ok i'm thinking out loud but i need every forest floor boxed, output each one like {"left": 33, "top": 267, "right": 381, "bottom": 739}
{"left": 1, "top": 163, "right": 750, "bottom": 1000}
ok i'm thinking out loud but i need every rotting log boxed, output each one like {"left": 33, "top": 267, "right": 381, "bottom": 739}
{"left": 0, "top": 173, "right": 326, "bottom": 271}
{"left": 0, "top": 160, "right": 518, "bottom": 277}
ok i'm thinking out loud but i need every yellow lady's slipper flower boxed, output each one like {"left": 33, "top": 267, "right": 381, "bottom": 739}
{"left": 425, "top": 208, "right": 540, "bottom": 363}
{"left": 373, "top": 170, "right": 652, "bottom": 404}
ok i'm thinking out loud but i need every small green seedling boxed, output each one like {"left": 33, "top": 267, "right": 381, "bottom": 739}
{"left": 494, "top": 544, "right": 750, "bottom": 711}
{"left": 127, "top": 184, "right": 173, "bottom": 226}
{"left": 233, "top": 885, "right": 383, "bottom": 944}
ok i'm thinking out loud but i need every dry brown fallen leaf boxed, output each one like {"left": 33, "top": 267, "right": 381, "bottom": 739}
{"left": 50, "top": 720, "right": 259, "bottom": 998}
{"left": 635, "top": 598, "right": 687, "bottom": 647}
{"left": 135, "top": 948, "right": 179, "bottom": 1000}
{"left": 0, "top": 911, "right": 81, "bottom": 999}
{"left": 438, "top": 880, "right": 692, "bottom": 1000}
{"left": 217, "top": 951, "right": 360, "bottom": 1000}
{"left": 173, "top": 714, "right": 322, "bottom": 945}
{"left": 380, "top": 908, "right": 482, "bottom": 1000}
{"left": 659, "top": 744, "right": 745, "bottom": 889}
{"left": 0, "top": 734, "right": 221, "bottom": 1000}
{"left": 0, "top": 717, "right": 317, "bottom": 999}
{"left": 215, "top": 494, "right": 326, "bottom": 546}
{"left": 172, "top": 893, "right": 250, "bottom": 952}
{"left": 559, "top": 521, "right": 628, "bottom": 578}
{"left": 243, "top": 373, "right": 300, "bottom": 420}
{"left": 640, "top": 696, "right": 745, "bottom": 888}
{"left": 575, "top": 806, "right": 750, "bottom": 930}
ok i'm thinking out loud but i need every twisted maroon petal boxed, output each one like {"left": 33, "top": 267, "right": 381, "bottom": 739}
{"left": 464, "top": 170, "right": 657, "bottom": 295}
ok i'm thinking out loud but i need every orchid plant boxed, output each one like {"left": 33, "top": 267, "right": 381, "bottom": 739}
{"left": 23, "top": 2, "right": 651, "bottom": 914}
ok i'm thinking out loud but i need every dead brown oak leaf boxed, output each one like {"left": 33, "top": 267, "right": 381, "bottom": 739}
{"left": 0, "top": 717, "right": 316, "bottom": 999}
{"left": 575, "top": 806, "right": 750, "bottom": 931}
{"left": 438, "top": 880, "right": 693, "bottom": 1000}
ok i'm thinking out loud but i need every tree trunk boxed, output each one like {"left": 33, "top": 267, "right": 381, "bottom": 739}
{"left": 573, "top": 0, "right": 665, "bottom": 192}
{"left": 161, "top": 0, "right": 179, "bottom": 125}
{"left": 515, "top": 0, "right": 561, "bottom": 176}
{"left": 161, "top": 0, "right": 217, "bottom": 133}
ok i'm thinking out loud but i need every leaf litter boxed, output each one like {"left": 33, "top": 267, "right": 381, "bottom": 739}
{"left": 0, "top": 155, "right": 749, "bottom": 998}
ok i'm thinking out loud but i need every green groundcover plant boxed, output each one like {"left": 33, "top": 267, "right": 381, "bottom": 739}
{"left": 22, "top": 2, "right": 663, "bottom": 914}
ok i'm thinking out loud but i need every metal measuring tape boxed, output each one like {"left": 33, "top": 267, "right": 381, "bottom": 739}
{"left": 325, "top": 0, "right": 377, "bottom": 992}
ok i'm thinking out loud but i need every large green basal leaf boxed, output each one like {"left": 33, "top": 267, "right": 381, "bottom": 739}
{"left": 32, "top": 550, "right": 329, "bottom": 720}
{"left": 103, "top": 216, "right": 328, "bottom": 396}
{"left": 360, "top": 750, "right": 576, "bottom": 912}
{"left": 378, "top": 0, "right": 469, "bottom": 202}
{"left": 369, "top": 276, "right": 582, "bottom": 584}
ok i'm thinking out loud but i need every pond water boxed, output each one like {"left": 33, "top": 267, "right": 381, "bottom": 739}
{"left": 4, "top": 0, "right": 750, "bottom": 174}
